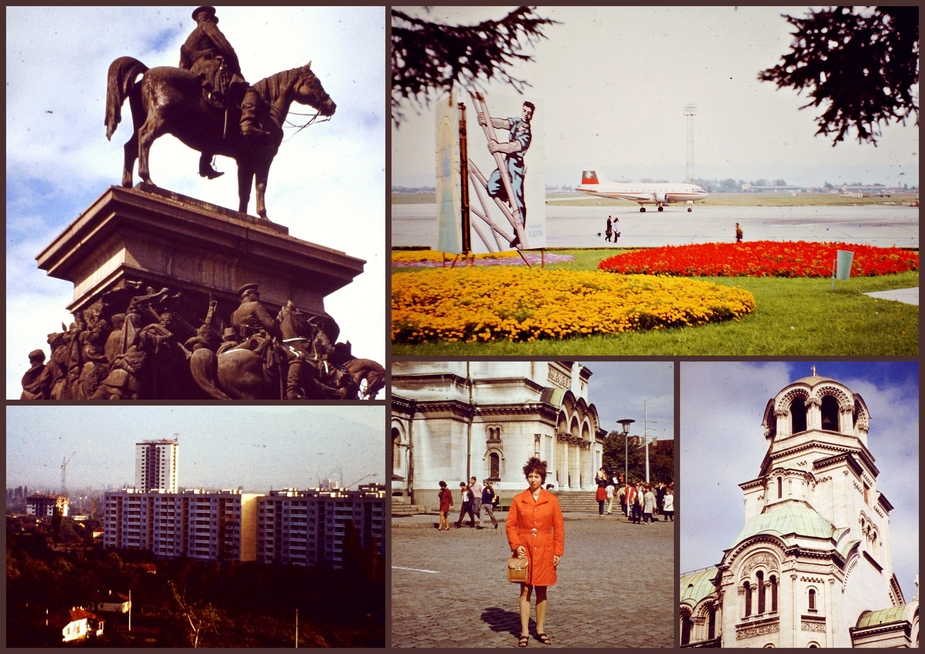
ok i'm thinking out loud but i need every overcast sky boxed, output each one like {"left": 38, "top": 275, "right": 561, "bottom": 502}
{"left": 586, "top": 361, "right": 674, "bottom": 444}
{"left": 392, "top": 6, "right": 918, "bottom": 188}
{"left": 6, "top": 405, "right": 385, "bottom": 493}
{"left": 6, "top": 6, "right": 385, "bottom": 398}
{"left": 680, "top": 361, "right": 919, "bottom": 600}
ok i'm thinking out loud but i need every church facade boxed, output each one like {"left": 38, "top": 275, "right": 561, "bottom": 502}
{"left": 391, "top": 361, "right": 605, "bottom": 505}
{"left": 680, "top": 372, "right": 919, "bottom": 647}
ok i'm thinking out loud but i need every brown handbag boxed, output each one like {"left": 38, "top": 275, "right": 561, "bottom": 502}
{"left": 507, "top": 556, "right": 529, "bottom": 583}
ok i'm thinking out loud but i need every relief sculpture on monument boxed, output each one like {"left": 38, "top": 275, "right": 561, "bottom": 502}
{"left": 9, "top": 7, "right": 385, "bottom": 400}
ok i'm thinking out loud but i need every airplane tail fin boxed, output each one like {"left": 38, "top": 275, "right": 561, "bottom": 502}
{"left": 581, "top": 170, "right": 599, "bottom": 185}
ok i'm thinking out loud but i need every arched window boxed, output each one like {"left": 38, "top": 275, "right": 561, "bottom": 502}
{"left": 757, "top": 571, "right": 765, "bottom": 613}
{"left": 391, "top": 428, "right": 401, "bottom": 472}
{"left": 770, "top": 575, "right": 778, "bottom": 612}
{"left": 681, "top": 611, "right": 692, "bottom": 645}
{"left": 489, "top": 452, "right": 500, "bottom": 479}
{"left": 744, "top": 581, "right": 752, "bottom": 617}
{"left": 808, "top": 588, "right": 816, "bottom": 611}
{"left": 791, "top": 398, "right": 807, "bottom": 433}
{"left": 708, "top": 605, "right": 716, "bottom": 640}
{"left": 777, "top": 477, "right": 782, "bottom": 499}
{"left": 821, "top": 395, "right": 839, "bottom": 430}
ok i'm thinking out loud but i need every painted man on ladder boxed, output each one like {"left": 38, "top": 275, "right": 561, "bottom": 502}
{"left": 478, "top": 101, "right": 535, "bottom": 246}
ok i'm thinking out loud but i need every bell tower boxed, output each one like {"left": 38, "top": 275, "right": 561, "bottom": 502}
{"left": 715, "top": 370, "right": 903, "bottom": 647}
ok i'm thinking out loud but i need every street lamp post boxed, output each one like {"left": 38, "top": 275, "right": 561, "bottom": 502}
{"left": 617, "top": 419, "right": 635, "bottom": 485}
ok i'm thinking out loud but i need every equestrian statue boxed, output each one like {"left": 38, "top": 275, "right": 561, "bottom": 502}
{"left": 105, "top": 5, "right": 336, "bottom": 219}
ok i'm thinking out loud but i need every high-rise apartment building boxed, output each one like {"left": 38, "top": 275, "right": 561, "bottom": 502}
{"left": 135, "top": 438, "right": 179, "bottom": 493}
{"left": 257, "top": 484, "right": 386, "bottom": 568}
{"left": 103, "top": 489, "right": 259, "bottom": 562}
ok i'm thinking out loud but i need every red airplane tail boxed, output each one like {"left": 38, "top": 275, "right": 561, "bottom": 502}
{"left": 581, "top": 170, "right": 599, "bottom": 185}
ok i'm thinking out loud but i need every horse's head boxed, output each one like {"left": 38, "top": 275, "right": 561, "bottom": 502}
{"left": 295, "top": 62, "right": 336, "bottom": 117}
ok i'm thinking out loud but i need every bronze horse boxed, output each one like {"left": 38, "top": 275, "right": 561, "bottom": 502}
{"left": 105, "top": 56, "right": 335, "bottom": 219}
{"left": 189, "top": 343, "right": 287, "bottom": 400}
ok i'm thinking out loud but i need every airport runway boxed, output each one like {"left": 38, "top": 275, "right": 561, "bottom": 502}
{"left": 391, "top": 203, "right": 919, "bottom": 250}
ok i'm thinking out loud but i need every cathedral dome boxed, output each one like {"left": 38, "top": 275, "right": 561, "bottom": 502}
{"left": 732, "top": 501, "right": 834, "bottom": 548}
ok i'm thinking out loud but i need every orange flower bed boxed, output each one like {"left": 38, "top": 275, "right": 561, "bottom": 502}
{"left": 598, "top": 241, "right": 918, "bottom": 277}
{"left": 392, "top": 268, "right": 755, "bottom": 343}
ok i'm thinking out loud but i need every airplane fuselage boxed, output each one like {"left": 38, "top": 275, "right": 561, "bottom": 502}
{"left": 577, "top": 170, "right": 709, "bottom": 211}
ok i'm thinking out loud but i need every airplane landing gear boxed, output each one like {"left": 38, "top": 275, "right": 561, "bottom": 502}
{"left": 657, "top": 206, "right": 664, "bottom": 212}
{"left": 639, "top": 207, "right": 646, "bottom": 213}
{"left": 687, "top": 207, "right": 693, "bottom": 212}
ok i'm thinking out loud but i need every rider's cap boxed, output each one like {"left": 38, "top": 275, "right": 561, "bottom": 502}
{"left": 192, "top": 6, "right": 217, "bottom": 21}
{"left": 237, "top": 282, "right": 259, "bottom": 298}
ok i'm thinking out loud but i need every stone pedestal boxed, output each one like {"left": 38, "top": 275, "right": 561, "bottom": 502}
{"left": 36, "top": 184, "right": 365, "bottom": 325}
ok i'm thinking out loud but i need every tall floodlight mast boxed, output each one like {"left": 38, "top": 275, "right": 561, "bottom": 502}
{"left": 684, "top": 103, "right": 697, "bottom": 182}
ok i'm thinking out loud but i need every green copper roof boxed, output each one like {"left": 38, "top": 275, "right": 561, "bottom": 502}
{"left": 680, "top": 567, "right": 718, "bottom": 605}
{"left": 732, "top": 502, "right": 834, "bottom": 548}
{"left": 856, "top": 605, "right": 907, "bottom": 628}
{"left": 540, "top": 387, "right": 568, "bottom": 408}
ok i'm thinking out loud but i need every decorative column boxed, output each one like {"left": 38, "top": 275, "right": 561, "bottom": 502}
{"left": 805, "top": 396, "right": 821, "bottom": 430}
{"left": 775, "top": 408, "right": 790, "bottom": 438}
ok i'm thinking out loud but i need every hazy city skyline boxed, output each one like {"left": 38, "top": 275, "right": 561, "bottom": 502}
{"left": 392, "top": 6, "right": 918, "bottom": 189}
{"left": 6, "top": 6, "right": 386, "bottom": 398}
{"left": 6, "top": 405, "right": 385, "bottom": 493}
{"left": 680, "top": 361, "right": 919, "bottom": 600}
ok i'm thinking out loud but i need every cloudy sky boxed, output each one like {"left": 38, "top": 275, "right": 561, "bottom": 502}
{"left": 7, "top": 404, "right": 385, "bottom": 492}
{"left": 680, "top": 361, "right": 919, "bottom": 599}
{"left": 6, "top": 6, "right": 385, "bottom": 397}
{"left": 392, "top": 6, "right": 918, "bottom": 188}
{"left": 586, "top": 360, "right": 674, "bottom": 444}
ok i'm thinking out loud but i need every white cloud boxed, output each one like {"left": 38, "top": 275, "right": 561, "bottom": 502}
{"left": 7, "top": 6, "right": 384, "bottom": 397}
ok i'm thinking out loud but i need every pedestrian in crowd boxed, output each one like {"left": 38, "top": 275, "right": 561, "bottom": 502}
{"left": 662, "top": 486, "right": 674, "bottom": 522}
{"left": 437, "top": 480, "right": 453, "bottom": 531}
{"left": 605, "top": 481, "right": 615, "bottom": 515}
{"left": 625, "top": 482, "right": 638, "bottom": 523}
{"left": 507, "top": 457, "right": 564, "bottom": 648}
{"left": 605, "top": 216, "right": 613, "bottom": 242}
{"left": 595, "top": 467, "right": 608, "bottom": 487}
{"left": 643, "top": 484, "right": 656, "bottom": 524}
{"left": 469, "top": 476, "right": 484, "bottom": 529}
{"left": 655, "top": 482, "right": 666, "bottom": 520}
{"left": 617, "top": 483, "right": 626, "bottom": 517}
{"left": 481, "top": 479, "right": 500, "bottom": 529}
{"left": 735, "top": 222, "right": 743, "bottom": 243}
{"left": 612, "top": 214, "right": 620, "bottom": 243}
{"left": 596, "top": 483, "right": 607, "bottom": 516}
{"left": 455, "top": 482, "right": 475, "bottom": 528}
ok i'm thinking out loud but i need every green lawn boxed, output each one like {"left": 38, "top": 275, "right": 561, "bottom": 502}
{"left": 391, "top": 249, "right": 919, "bottom": 356}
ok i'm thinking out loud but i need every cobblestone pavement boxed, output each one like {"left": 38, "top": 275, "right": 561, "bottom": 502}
{"left": 391, "top": 513, "right": 675, "bottom": 648}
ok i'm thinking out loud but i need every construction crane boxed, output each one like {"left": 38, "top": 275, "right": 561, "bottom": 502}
{"left": 344, "top": 473, "right": 376, "bottom": 488}
{"left": 61, "top": 451, "right": 76, "bottom": 497}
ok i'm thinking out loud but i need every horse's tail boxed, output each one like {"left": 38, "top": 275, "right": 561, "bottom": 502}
{"left": 189, "top": 348, "right": 232, "bottom": 400}
{"left": 105, "top": 56, "right": 148, "bottom": 141}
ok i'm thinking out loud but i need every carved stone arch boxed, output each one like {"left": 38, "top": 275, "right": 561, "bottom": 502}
{"left": 813, "top": 384, "right": 852, "bottom": 410}
{"left": 724, "top": 534, "right": 788, "bottom": 570}
{"left": 779, "top": 388, "right": 810, "bottom": 434}
{"left": 776, "top": 387, "right": 809, "bottom": 413}
{"left": 762, "top": 399, "right": 777, "bottom": 440}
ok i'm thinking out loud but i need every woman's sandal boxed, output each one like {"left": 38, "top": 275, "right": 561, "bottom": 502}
{"left": 536, "top": 633, "right": 551, "bottom": 645}
{"left": 518, "top": 634, "right": 529, "bottom": 647}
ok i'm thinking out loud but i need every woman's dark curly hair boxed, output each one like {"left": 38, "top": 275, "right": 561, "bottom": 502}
{"left": 522, "top": 457, "right": 548, "bottom": 483}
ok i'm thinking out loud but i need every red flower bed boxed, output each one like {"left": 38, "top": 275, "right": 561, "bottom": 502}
{"left": 598, "top": 241, "right": 919, "bottom": 278}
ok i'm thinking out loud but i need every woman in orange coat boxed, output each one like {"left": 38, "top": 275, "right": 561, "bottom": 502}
{"left": 506, "top": 457, "right": 565, "bottom": 647}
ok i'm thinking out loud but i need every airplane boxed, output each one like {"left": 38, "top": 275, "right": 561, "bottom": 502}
{"left": 576, "top": 170, "right": 709, "bottom": 212}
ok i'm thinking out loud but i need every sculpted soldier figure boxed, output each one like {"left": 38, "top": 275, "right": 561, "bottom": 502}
{"left": 179, "top": 5, "right": 270, "bottom": 179}
{"left": 231, "top": 283, "right": 279, "bottom": 348}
